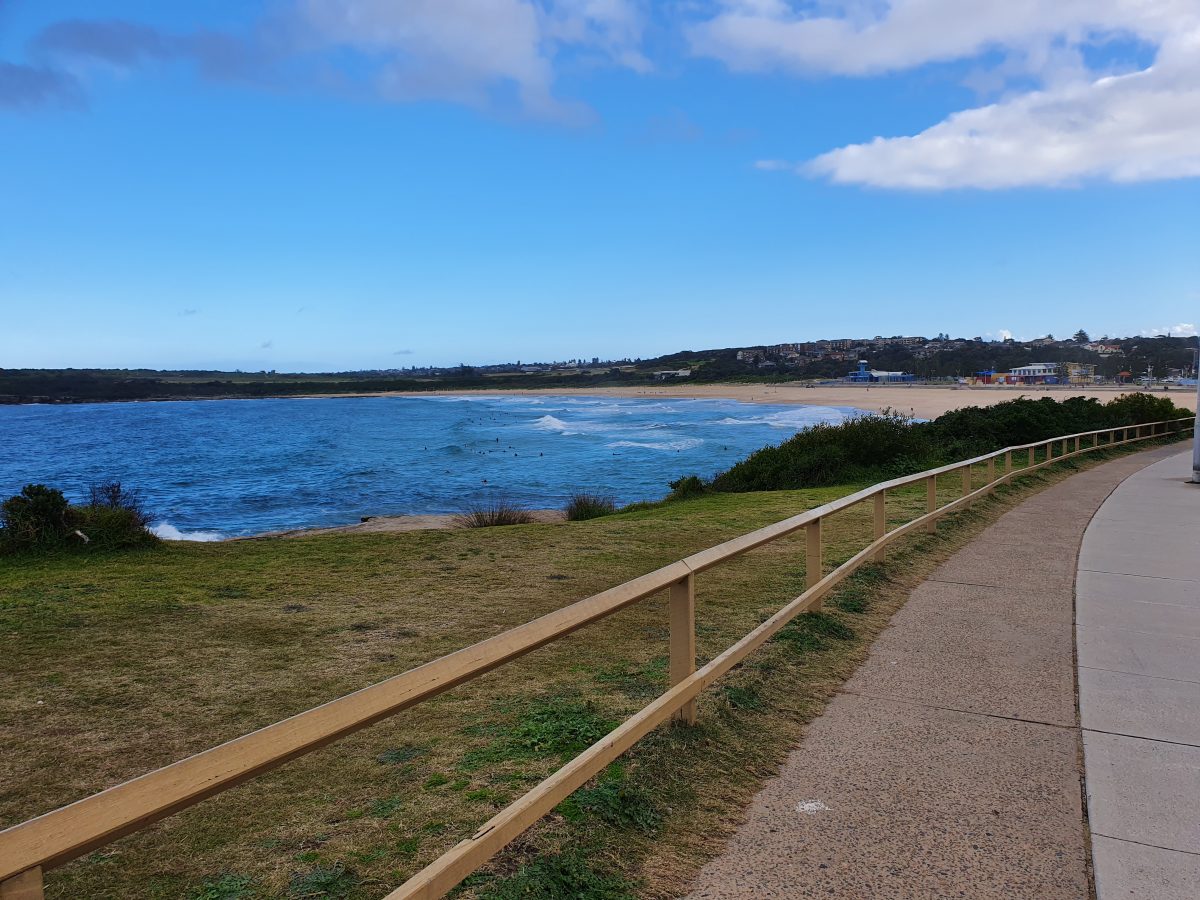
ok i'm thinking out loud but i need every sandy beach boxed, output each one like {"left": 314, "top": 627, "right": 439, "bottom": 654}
{"left": 371, "top": 383, "right": 1197, "bottom": 421}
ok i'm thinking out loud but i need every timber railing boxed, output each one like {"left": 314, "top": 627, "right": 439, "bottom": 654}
{"left": 1, "top": 416, "right": 1193, "bottom": 899}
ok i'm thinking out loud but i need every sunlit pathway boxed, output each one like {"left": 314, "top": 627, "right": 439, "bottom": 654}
{"left": 1077, "top": 449, "right": 1200, "bottom": 899}
{"left": 686, "top": 442, "right": 1186, "bottom": 899}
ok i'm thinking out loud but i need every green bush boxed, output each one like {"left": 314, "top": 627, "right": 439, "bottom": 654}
{"left": 0, "top": 484, "right": 73, "bottom": 551}
{"left": 565, "top": 493, "right": 616, "bottom": 521}
{"left": 0, "top": 481, "right": 158, "bottom": 555}
{"left": 666, "top": 475, "right": 707, "bottom": 500}
{"left": 692, "top": 393, "right": 1190, "bottom": 494}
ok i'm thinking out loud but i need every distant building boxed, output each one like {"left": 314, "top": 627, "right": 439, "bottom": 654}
{"left": 1007, "top": 363, "right": 1060, "bottom": 384}
{"left": 653, "top": 369, "right": 691, "bottom": 380}
{"left": 1066, "top": 363, "right": 1099, "bottom": 384}
{"left": 845, "top": 360, "right": 915, "bottom": 383}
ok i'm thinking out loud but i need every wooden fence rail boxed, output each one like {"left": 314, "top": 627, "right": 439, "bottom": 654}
{"left": 1, "top": 417, "right": 1193, "bottom": 899}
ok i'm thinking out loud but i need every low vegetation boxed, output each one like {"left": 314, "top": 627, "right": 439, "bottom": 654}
{"left": 705, "top": 393, "right": 1190, "bottom": 492}
{"left": 564, "top": 494, "right": 616, "bottom": 521}
{"left": 2, "top": 434, "right": 1184, "bottom": 899}
{"left": 0, "top": 480, "right": 157, "bottom": 556}
{"left": 452, "top": 502, "right": 536, "bottom": 529}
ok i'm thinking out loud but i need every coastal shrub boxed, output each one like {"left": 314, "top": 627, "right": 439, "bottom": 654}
{"left": 667, "top": 475, "right": 707, "bottom": 500}
{"left": 0, "top": 484, "right": 73, "bottom": 551}
{"left": 712, "top": 411, "right": 928, "bottom": 492}
{"left": 1104, "top": 391, "right": 1188, "bottom": 426}
{"left": 453, "top": 501, "right": 536, "bottom": 528}
{"left": 697, "top": 393, "right": 1190, "bottom": 494}
{"left": 0, "top": 481, "right": 158, "bottom": 555}
{"left": 565, "top": 493, "right": 616, "bottom": 521}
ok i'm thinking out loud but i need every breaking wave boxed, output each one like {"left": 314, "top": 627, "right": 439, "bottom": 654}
{"left": 151, "top": 522, "right": 225, "bottom": 542}
{"left": 606, "top": 438, "right": 704, "bottom": 451}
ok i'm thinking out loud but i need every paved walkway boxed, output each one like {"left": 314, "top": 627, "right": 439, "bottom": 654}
{"left": 687, "top": 442, "right": 1187, "bottom": 899}
{"left": 1077, "top": 449, "right": 1200, "bottom": 899}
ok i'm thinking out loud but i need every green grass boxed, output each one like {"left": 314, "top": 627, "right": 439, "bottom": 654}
{"left": 0, "top": 439, "right": 1181, "bottom": 898}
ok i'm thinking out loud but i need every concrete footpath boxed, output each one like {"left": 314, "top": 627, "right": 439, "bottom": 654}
{"left": 686, "top": 442, "right": 1188, "bottom": 899}
{"left": 1077, "top": 449, "right": 1200, "bottom": 899}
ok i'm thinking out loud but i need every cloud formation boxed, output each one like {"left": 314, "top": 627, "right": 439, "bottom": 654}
{"left": 1142, "top": 323, "right": 1198, "bottom": 337}
{"left": 6, "top": 1, "right": 648, "bottom": 121}
{"left": 702, "top": 0, "right": 1200, "bottom": 189}
{"left": 0, "top": 61, "right": 82, "bottom": 109}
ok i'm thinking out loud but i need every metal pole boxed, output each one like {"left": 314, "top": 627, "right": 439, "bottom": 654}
{"left": 1192, "top": 367, "right": 1200, "bottom": 483}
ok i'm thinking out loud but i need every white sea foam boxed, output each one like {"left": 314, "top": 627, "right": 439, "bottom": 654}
{"left": 714, "top": 407, "right": 849, "bottom": 429}
{"left": 606, "top": 438, "right": 704, "bottom": 451}
{"left": 532, "top": 414, "right": 572, "bottom": 432}
{"left": 151, "top": 522, "right": 225, "bottom": 542}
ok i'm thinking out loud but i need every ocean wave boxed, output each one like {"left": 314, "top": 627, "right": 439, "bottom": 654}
{"left": 532, "top": 414, "right": 572, "bottom": 432}
{"left": 151, "top": 522, "right": 225, "bottom": 542}
{"left": 607, "top": 438, "right": 704, "bottom": 451}
{"left": 713, "top": 407, "right": 849, "bottom": 429}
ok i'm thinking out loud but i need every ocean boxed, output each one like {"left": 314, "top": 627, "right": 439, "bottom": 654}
{"left": 0, "top": 394, "right": 863, "bottom": 539}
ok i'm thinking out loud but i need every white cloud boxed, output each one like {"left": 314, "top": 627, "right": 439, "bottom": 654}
{"left": 1142, "top": 323, "right": 1198, "bottom": 337}
{"left": 298, "top": 0, "right": 647, "bottom": 121}
{"left": 692, "top": 1, "right": 1200, "bottom": 189}
{"left": 808, "top": 39, "right": 1200, "bottom": 188}
{"left": 689, "top": 1, "right": 1191, "bottom": 77}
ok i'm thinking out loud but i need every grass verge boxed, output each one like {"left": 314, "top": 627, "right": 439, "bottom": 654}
{"left": 0, "top": 438, "right": 1183, "bottom": 898}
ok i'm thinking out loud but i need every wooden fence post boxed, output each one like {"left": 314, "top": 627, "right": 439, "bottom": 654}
{"left": 0, "top": 868, "right": 43, "bottom": 900}
{"left": 873, "top": 491, "right": 886, "bottom": 560}
{"left": 1004, "top": 450, "right": 1012, "bottom": 476}
{"left": 669, "top": 574, "right": 696, "bottom": 725}
{"left": 961, "top": 465, "right": 971, "bottom": 497}
{"left": 806, "top": 518, "right": 822, "bottom": 609}
{"left": 1029, "top": 446, "right": 1036, "bottom": 467}
{"left": 925, "top": 475, "right": 936, "bottom": 534}
{"left": 1074, "top": 435, "right": 1081, "bottom": 453}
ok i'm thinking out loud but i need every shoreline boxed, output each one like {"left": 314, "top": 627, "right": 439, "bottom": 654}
{"left": 230, "top": 509, "right": 567, "bottom": 541}
{"left": 302, "top": 382, "right": 1197, "bottom": 422}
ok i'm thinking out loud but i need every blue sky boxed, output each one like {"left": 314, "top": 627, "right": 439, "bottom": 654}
{"left": 2, "top": 1, "right": 1198, "bottom": 371}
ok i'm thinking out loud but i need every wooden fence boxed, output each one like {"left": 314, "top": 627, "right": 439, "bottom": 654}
{"left": 1, "top": 417, "right": 1192, "bottom": 899}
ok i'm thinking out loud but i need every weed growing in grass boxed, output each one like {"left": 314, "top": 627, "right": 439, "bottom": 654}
{"left": 189, "top": 874, "right": 255, "bottom": 900}
{"left": 557, "top": 763, "right": 661, "bottom": 833}
{"left": 565, "top": 493, "right": 616, "bottom": 521}
{"left": 722, "top": 684, "right": 765, "bottom": 711}
{"left": 452, "top": 503, "right": 535, "bottom": 528}
{"left": 594, "top": 656, "right": 668, "bottom": 698}
{"left": 287, "top": 862, "right": 359, "bottom": 898}
{"left": 461, "top": 697, "right": 617, "bottom": 772}
{"left": 477, "top": 851, "right": 634, "bottom": 900}
{"left": 830, "top": 563, "right": 889, "bottom": 614}
{"left": 775, "top": 611, "right": 855, "bottom": 652}
{"left": 510, "top": 698, "right": 616, "bottom": 758}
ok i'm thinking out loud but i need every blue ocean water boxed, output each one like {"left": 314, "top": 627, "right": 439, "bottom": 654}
{"left": 0, "top": 395, "right": 863, "bottom": 539}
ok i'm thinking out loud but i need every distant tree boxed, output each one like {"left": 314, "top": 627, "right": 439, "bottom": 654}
{"left": 1073, "top": 329, "right": 1090, "bottom": 343}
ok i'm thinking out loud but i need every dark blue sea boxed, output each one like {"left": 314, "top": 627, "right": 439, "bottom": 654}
{"left": 0, "top": 395, "right": 863, "bottom": 539}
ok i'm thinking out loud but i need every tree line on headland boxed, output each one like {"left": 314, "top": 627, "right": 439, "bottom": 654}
{"left": 2, "top": 335, "right": 1195, "bottom": 404}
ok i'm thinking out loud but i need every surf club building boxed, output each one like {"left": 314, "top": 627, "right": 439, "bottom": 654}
{"left": 844, "top": 360, "right": 915, "bottom": 383}
{"left": 976, "top": 363, "right": 1062, "bottom": 385}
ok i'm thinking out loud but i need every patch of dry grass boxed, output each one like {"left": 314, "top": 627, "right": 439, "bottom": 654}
{"left": 0, "top": 441, "right": 1175, "bottom": 899}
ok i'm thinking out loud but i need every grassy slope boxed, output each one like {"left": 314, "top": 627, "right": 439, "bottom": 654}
{"left": 0, "top": 444, "right": 1174, "bottom": 899}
